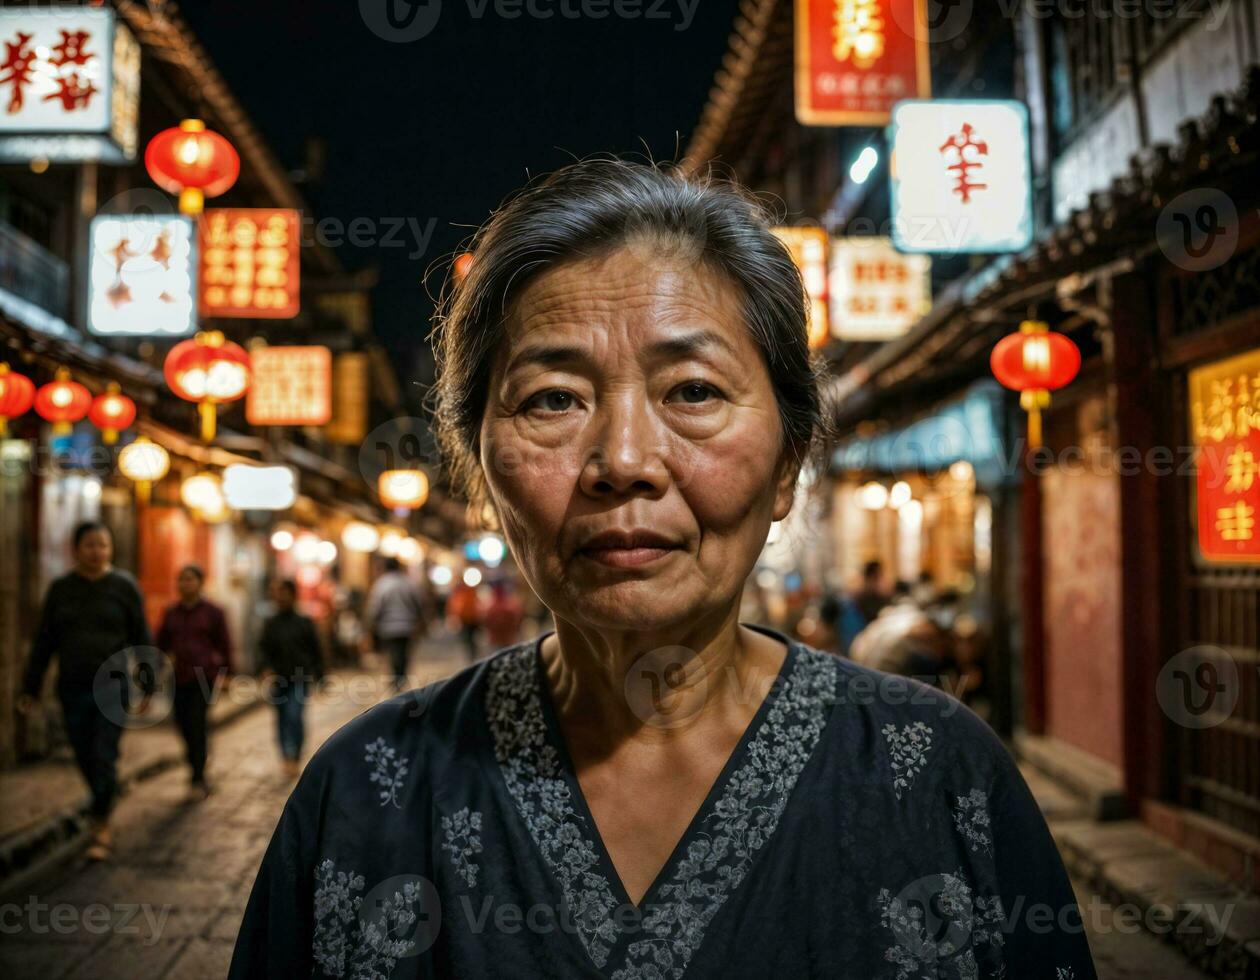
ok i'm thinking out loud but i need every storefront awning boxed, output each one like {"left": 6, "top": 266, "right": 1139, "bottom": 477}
{"left": 831, "top": 380, "right": 1011, "bottom": 489}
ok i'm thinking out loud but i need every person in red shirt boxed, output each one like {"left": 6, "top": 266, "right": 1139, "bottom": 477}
{"left": 155, "top": 564, "right": 233, "bottom": 801}
{"left": 484, "top": 578, "right": 524, "bottom": 649}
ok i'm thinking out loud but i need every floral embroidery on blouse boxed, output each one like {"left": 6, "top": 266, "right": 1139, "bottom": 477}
{"left": 365, "top": 737, "right": 409, "bottom": 809}
{"left": 612, "top": 648, "right": 838, "bottom": 980}
{"left": 1056, "top": 970, "right": 1076, "bottom": 979}
{"left": 882, "top": 721, "right": 935, "bottom": 800}
{"left": 487, "top": 642, "right": 838, "bottom": 979}
{"left": 312, "top": 859, "right": 422, "bottom": 979}
{"left": 952, "top": 788, "right": 993, "bottom": 855}
{"left": 441, "top": 807, "right": 484, "bottom": 887}
{"left": 486, "top": 645, "right": 622, "bottom": 968}
{"left": 875, "top": 868, "right": 1005, "bottom": 980}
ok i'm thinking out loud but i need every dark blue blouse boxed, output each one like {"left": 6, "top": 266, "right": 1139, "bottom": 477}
{"left": 230, "top": 627, "right": 1097, "bottom": 979}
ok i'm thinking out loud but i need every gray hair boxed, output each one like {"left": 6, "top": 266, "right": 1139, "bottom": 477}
{"left": 430, "top": 158, "right": 829, "bottom": 503}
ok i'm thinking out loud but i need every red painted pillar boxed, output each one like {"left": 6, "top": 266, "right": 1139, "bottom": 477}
{"left": 1020, "top": 445, "right": 1047, "bottom": 736}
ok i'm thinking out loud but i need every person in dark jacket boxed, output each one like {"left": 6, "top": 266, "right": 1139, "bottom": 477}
{"left": 155, "top": 564, "right": 233, "bottom": 801}
{"left": 17, "top": 521, "right": 157, "bottom": 860}
{"left": 258, "top": 578, "right": 324, "bottom": 777}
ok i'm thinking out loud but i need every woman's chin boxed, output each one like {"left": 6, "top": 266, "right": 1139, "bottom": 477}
{"left": 556, "top": 580, "right": 709, "bottom": 635}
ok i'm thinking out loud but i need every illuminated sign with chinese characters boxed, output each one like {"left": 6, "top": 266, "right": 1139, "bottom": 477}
{"left": 88, "top": 214, "right": 196, "bottom": 336}
{"left": 771, "top": 227, "right": 830, "bottom": 349}
{"left": 828, "top": 237, "right": 930, "bottom": 341}
{"left": 1190, "top": 348, "right": 1260, "bottom": 564}
{"left": 794, "top": 0, "right": 930, "bottom": 126}
{"left": 199, "top": 208, "right": 300, "bottom": 318}
{"left": 0, "top": 7, "right": 139, "bottom": 163}
{"left": 889, "top": 100, "right": 1033, "bottom": 254}
{"left": 246, "top": 346, "right": 333, "bottom": 427}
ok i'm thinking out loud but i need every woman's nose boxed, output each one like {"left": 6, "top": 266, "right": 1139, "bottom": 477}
{"left": 577, "top": 397, "right": 670, "bottom": 498}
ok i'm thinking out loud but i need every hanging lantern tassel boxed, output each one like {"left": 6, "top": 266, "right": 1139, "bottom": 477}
{"left": 1019, "top": 389, "right": 1050, "bottom": 449}
{"left": 199, "top": 399, "right": 217, "bottom": 441}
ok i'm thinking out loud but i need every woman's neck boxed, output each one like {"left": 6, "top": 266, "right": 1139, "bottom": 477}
{"left": 541, "top": 604, "right": 786, "bottom": 746}
{"left": 75, "top": 565, "right": 111, "bottom": 581}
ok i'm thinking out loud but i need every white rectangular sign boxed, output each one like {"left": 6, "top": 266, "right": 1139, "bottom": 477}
{"left": 828, "top": 237, "right": 931, "bottom": 341}
{"left": 223, "top": 464, "right": 298, "bottom": 511}
{"left": 88, "top": 214, "right": 196, "bottom": 336}
{"left": 889, "top": 100, "right": 1033, "bottom": 254}
{"left": 0, "top": 7, "right": 139, "bottom": 162}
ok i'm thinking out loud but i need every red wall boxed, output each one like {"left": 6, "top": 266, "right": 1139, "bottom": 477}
{"left": 1041, "top": 463, "right": 1125, "bottom": 770}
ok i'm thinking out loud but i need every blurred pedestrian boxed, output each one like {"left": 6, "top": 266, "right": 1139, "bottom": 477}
{"left": 155, "top": 564, "right": 233, "bottom": 802}
{"left": 484, "top": 578, "right": 524, "bottom": 649}
{"left": 446, "top": 577, "right": 483, "bottom": 663}
{"left": 258, "top": 579, "right": 324, "bottom": 778}
{"left": 828, "top": 560, "right": 888, "bottom": 656}
{"left": 17, "top": 521, "right": 157, "bottom": 861}
{"left": 854, "top": 559, "right": 888, "bottom": 623}
{"left": 365, "top": 557, "right": 427, "bottom": 689}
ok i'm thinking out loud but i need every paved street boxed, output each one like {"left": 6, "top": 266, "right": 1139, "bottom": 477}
{"left": 0, "top": 646, "right": 1211, "bottom": 979}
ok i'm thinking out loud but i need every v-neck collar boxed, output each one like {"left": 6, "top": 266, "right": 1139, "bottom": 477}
{"left": 485, "top": 627, "right": 838, "bottom": 977}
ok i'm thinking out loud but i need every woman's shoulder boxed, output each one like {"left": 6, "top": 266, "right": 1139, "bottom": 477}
{"left": 298, "top": 640, "right": 535, "bottom": 781}
{"left": 796, "top": 642, "right": 1011, "bottom": 775}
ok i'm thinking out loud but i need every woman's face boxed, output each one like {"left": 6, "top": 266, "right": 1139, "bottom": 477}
{"left": 479, "top": 247, "right": 797, "bottom": 634}
{"left": 74, "top": 529, "right": 112, "bottom": 575}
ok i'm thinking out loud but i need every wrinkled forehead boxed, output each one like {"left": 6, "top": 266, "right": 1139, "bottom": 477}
{"left": 498, "top": 248, "right": 749, "bottom": 361}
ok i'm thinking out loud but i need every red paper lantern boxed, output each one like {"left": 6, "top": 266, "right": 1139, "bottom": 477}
{"left": 991, "top": 320, "right": 1081, "bottom": 448}
{"left": 454, "top": 252, "right": 474, "bottom": 283}
{"left": 88, "top": 382, "right": 137, "bottom": 445}
{"left": 0, "top": 363, "right": 35, "bottom": 437}
{"left": 145, "top": 119, "right": 240, "bottom": 215}
{"left": 165, "top": 331, "right": 251, "bottom": 441}
{"left": 34, "top": 368, "right": 91, "bottom": 436}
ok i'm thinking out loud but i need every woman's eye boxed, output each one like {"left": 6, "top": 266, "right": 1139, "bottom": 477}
{"left": 524, "top": 389, "right": 576, "bottom": 413}
{"left": 668, "top": 382, "right": 719, "bottom": 405}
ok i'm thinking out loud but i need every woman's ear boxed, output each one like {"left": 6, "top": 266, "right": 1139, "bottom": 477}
{"left": 771, "top": 456, "right": 800, "bottom": 523}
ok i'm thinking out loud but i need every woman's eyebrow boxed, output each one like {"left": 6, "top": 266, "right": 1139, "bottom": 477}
{"left": 504, "top": 342, "right": 589, "bottom": 373}
{"left": 645, "top": 329, "right": 738, "bottom": 361}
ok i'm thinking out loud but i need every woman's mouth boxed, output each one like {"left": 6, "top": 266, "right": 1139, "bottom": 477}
{"left": 576, "top": 530, "right": 684, "bottom": 568}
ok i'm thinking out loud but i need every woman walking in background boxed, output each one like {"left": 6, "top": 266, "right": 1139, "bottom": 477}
{"left": 155, "top": 564, "right": 233, "bottom": 802}
{"left": 17, "top": 521, "right": 157, "bottom": 861}
{"left": 364, "top": 556, "right": 427, "bottom": 689}
{"left": 257, "top": 578, "right": 324, "bottom": 778}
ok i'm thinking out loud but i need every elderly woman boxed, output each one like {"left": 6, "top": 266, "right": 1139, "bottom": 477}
{"left": 231, "top": 161, "right": 1096, "bottom": 979}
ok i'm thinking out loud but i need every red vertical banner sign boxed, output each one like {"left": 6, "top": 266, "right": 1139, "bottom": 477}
{"left": 794, "top": 0, "right": 931, "bottom": 126}
{"left": 1190, "top": 349, "right": 1260, "bottom": 564}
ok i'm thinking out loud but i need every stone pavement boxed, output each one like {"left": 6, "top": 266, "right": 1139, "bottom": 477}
{"left": 0, "top": 679, "right": 264, "bottom": 886}
{"left": 1024, "top": 764, "right": 1218, "bottom": 980}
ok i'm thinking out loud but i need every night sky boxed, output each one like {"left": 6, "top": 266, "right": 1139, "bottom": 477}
{"left": 181, "top": 0, "right": 742, "bottom": 409}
